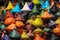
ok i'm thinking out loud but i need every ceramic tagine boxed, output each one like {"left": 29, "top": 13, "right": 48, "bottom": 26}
{"left": 9, "top": 28, "right": 20, "bottom": 38}
{"left": 21, "top": 2, "right": 31, "bottom": 11}
{"left": 40, "top": 0, "right": 50, "bottom": 12}
{"left": 41, "top": 9, "right": 52, "bottom": 19}
{"left": 32, "top": 15, "right": 43, "bottom": 27}
{"left": 4, "top": 17, "right": 15, "bottom": 25}
{"left": 4, "top": 10, "right": 14, "bottom": 19}
{"left": 6, "top": 1, "right": 14, "bottom": 10}
{"left": 55, "top": 17, "right": 60, "bottom": 24}
{"left": 34, "top": 32, "right": 44, "bottom": 40}
{"left": 53, "top": 24, "right": 60, "bottom": 35}
{"left": 21, "top": 30, "right": 30, "bottom": 40}
{"left": 32, "top": 5, "right": 39, "bottom": 13}
{"left": 6, "top": 23, "right": 16, "bottom": 31}
{"left": 11, "top": 3, "right": 21, "bottom": 13}
{"left": 21, "top": 2, "right": 31, "bottom": 21}
{"left": 29, "top": 2, "right": 34, "bottom": 10}
{"left": 15, "top": 21, "right": 25, "bottom": 27}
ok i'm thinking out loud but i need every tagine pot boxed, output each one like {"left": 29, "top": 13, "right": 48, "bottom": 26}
{"left": 32, "top": 15, "right": 43, "bottom": 27}
{"left": 29, "top": 2, "right": 34, "bottom": 10}
{"left": 15, "top": 21, "right": 25, "bottom": 27}
{"left": 4, "top": 17, "right": 15, "bottom": 25}
{"left": 55, "top": 17, "right": 60, "bottom": 24}
{"left": 4, "top": 10, "right": 14, "bottom": 19}
{"left": 9, "top": 28, "right": 20, "bottom": 38}
{"left": 6, "top": 23, "right": 16, "bottom": 31}
{"left": 34, "top": 32, "right": 44, "bottom": 40}
{"left": 53, "top": 24, "right": 60, "bottom": 35}
{"left": 21, "top": 30, "right": 30, "bottom": 40}
{"left": 41, "top": 9, "right": 52, "bottom": 19}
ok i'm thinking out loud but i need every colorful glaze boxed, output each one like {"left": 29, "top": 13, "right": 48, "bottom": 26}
{"left": 11, "top": 3, "right": 21, "bottom": 13}
{"left": 6, "top": 1, "right": 14, "bottom": 10}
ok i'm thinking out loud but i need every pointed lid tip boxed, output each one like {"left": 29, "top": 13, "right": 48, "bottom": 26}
{"left": 41, "top": 10, "right": 52, "bottom": 18}
{"left": 12, "top": 3, "right": 21, "bottom": 13}
{"left": 6, "top": 1, "right": 14, "bottom": 10}
{"left": 21, "top": 2, "right": 31, "bottom": 11}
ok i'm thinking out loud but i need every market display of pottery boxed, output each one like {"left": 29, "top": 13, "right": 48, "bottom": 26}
{"left": 0, "top": 0, "right": 60, "bottom": 40}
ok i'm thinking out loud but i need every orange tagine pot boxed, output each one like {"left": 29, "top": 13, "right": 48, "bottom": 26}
{"left": 4, "top": 17, "right": 15, "bottom": 25}
{"left": 41, "top": 9, "right": 52, "bottom": 19}
{"left": 53, "top": 24, "right": 60, "bottom": 35}
{"left": 6, "top": 23, "right": 16, "bottom": 31}
{"left": 34, "top": 32, "right": 44, "bottom": 40}
{"left": 15, "top": 21, "right": 25, "bottom": 27}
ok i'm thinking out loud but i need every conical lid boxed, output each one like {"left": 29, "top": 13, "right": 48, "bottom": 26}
{"left": 6, "top": 1, "right": 14, "bottom": 10}
{"left": 56, "top": 11, "right": 60, "bottom": 16}
{"left": 33, "top": 27, "right": 43, "bottom": 34}
{"left": 4, "top": 10, "right": 14, "bottom": 19}
{"left": 2, "top": 34, "right": 10, "bottom": 40}
{"left": 55, "top": 17, "right": 60, "bottom": 24}
{"left": 53, "top": 24, "right": 60, "bottom": 34}
{"left": 21, "top": 30, "right": 30, "bottom": 40}
{"left": 34, "top": 32, "right": 44, "bottom": 40}
{"left": 15, "top": 21, "right": 25, "bottom": 27}
{"left": 6, "top": 23, "right": 16, "bottom": 31}
{"left": 32, "top": 15, "right": 43, "bottom": 27}
{"left": 41, "top": 10, "right": 52, "bottom": 18}
{"left": 11, "top": 3, "right": 21, "bottom": 13}
{"left": 29, "top": 3, "right": 34, "bottom": 10}
{"left": 21, "top": 2, "right": 31, "bottom": 11}
{"left": 9, "top": 28, "right": 20, "bottom": 38}
{"left": 48, "top": 20, "right": 55, "bottom": 26}
{"left": 32, "top": 0, "right": 40, "bottom": 4}
{"left": 32, "top": 5, "right": 39, "bottom": 13}
{"left": 0, "top": 24, "right": 6, "bottom": 31}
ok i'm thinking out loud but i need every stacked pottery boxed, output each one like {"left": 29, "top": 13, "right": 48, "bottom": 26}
{"left": 0, "top": 0, "right": 60, "bottom": 40}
